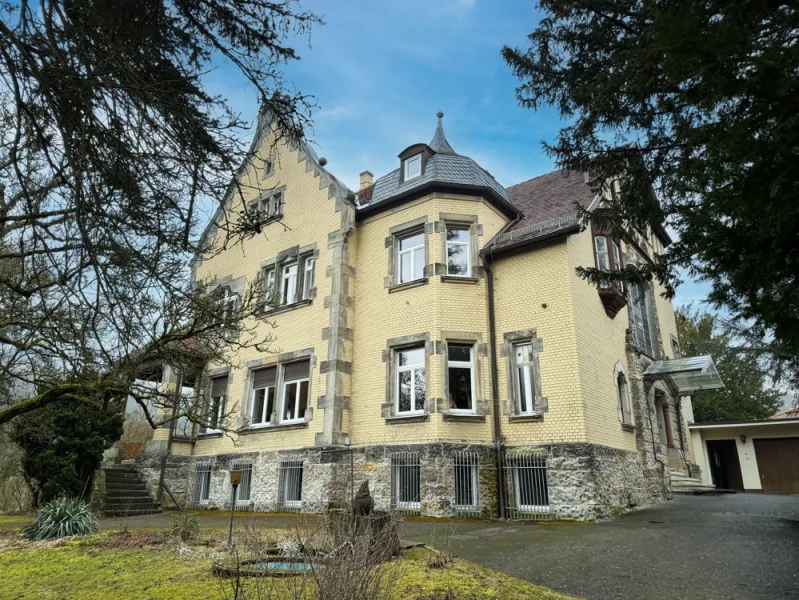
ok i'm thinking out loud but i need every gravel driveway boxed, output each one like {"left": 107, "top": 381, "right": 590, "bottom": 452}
{"left": 402, "top": 494, "right": 799, "bottom": 600}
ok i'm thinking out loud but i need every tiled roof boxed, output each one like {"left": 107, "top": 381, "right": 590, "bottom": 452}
{"left": 486, "top": 170, "right": 595, "bottom": 251}
{"left": 359, "top": 114, "right": 511, "bottom": 209}
{"left": 770, "top": 406, "right": 799, "bottom": 420}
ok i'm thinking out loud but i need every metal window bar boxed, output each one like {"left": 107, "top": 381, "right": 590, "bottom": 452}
{"left": 454, "top": 452, "right": 481, "bottom": 517}
{"left": 390, "top": 452, "right": 421, "bottom": 515}
{"left": 277, "top": 458, "right": 304, "bottom": 513}
{"left": 192, "top": 462, "right": 212, "bottom": 507}
{"left": 231, "top": 460, "right": 253, "bottom": 508}
{"left": 502, "top": 451, "right": 552, "bottom": 521}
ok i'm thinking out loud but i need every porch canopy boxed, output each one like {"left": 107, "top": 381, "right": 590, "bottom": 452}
{"left": 643, "top": 355, "right": 724, "bottom": 394}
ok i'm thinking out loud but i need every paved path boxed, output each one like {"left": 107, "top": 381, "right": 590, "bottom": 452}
{"left": 80, "top": 494, "right": 799, "bottom": 599}
{"left": 401, "top": 494, "right": 799, "bottom": 600}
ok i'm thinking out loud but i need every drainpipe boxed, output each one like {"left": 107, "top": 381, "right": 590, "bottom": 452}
{"left": 483, "top": 256, "right": 506, "bottom": 519}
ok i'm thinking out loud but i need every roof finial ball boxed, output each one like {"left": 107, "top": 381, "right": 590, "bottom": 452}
{"left": 437, "top": 111, "right": 444, "bottom": 120}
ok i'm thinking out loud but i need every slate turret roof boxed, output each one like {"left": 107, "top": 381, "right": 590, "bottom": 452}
{"left": 358, "top": 113, "right": 512, "bottom": 210}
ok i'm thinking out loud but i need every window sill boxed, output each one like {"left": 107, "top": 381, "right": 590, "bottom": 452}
{"left": 239, "top": 422, "right": 308, "bottom": 434}
{"left": 388, "top": 278, "right": 428, "bottom": 293}
{"left": 508, "top": 414, "right": 543, "bottom": 423}
{"left": 196, "top": 432, "right": 224, "bottom": 439}
{"left": 385, "top": 413, "right": 429, "bottom": 424}
{"left": 440, "top": 275, "right": 478, "bottom": 285}
{"left": 621, "top": 423, "right": 635, "bottom": 433}
{"left": 442, "top": 412, "right": 485, "bottom": 423}
{"left": 264, "top": 299, "right": 312, "bottom": 316}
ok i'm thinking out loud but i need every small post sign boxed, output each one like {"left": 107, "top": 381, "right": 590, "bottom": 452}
{"left": 227, "top": 469, "right": 242, "bottom": 547}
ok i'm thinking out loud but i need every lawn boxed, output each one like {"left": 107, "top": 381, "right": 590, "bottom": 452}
{"left": 0, "top": 524, "right": 578, "bottom": 600}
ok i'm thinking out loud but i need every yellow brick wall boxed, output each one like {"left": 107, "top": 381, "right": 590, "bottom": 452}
{"left": 493, "top": 239, "right": 589, "bottom": 445}
{"left": 567, "top": 228, "right": 637, "bottom": 452}
{"left": 350, "top": 193, "right": 508, "bottom": 447}
{"left": 190, "top": 130, "right": 342, "bottom": 456}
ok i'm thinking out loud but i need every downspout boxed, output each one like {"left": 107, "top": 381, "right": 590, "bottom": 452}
{"left": 483, "top": 256, "right": 506, "bottom": 519}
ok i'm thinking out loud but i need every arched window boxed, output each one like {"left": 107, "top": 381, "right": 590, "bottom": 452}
{"left": 617, "top": 372, "right": 633, "bottom": 427}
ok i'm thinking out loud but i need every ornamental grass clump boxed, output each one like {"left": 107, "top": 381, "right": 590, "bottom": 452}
{"left": 23, "top": 498, "right": 98, "bottom": 540}
{"left": 170, "top": 513, "right": 200, "bottom": 541}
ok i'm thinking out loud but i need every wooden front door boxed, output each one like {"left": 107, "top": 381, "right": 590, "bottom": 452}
{"left": 754, "top": 438, "right": 799, "bottom": 493}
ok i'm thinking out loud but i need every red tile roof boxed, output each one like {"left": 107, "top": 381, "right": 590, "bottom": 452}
{"left": 487, "top": 170, "right": 595, "bottom": 251}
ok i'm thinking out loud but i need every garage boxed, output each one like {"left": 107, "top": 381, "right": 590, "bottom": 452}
{"left": 754, "top": 437, "right": 799, "bottom": 493}
{"left": 689, "top": 416, "right": 799, "bottom": 493}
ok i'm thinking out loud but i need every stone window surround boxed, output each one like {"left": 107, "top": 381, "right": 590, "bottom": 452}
{"left": 237, "top": 348, "right": 317, "bottom": 432}
{"left": 247, "top": 185, "right": 285, "bottom": 225}
{"left": 384, "top": 216, "right": 433, "bottom": 292}
{"left": 260, "top": 242, "right": 320, "bottom": 314}
{"left": 440, "top": 330, "right": 489, "bottom": 421}
{"left": 613, "top": 360, "right": 635, "bottom": 432}
{"left": 435, "top": 212, "right": 485, "bottom": 283}
{"left": 382, "top": 332, "right": 433, "bottom": 423}
{"left": 196, "top": 365, "right": 235, "bottom": 438}
{"left": 500, "top": 329, "right": 548, "bottom": 421}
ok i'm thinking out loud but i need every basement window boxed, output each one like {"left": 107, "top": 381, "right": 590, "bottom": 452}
{"left": 391, "top": 452, "right": 421, "bottom": 512}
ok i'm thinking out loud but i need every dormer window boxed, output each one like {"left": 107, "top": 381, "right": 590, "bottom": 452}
{"left": 404, "top": 153, "right": 422, "bottom": 180}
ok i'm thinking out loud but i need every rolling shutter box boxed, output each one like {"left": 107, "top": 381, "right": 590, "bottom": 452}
{"left": 283, "top": 360, "right": 310, "bottom": 382}
{"left": 211, "top": 375, "right": 228, "bottom": 396}
{"left": 252, "top": 366, "right": 277, "bottom": 389}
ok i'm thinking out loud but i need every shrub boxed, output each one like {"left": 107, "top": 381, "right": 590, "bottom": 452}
{"left": 170, "top": 513, "right": 200, "bottom": 541}
{"left": 23, "top": 498, "right": 98, "bottom": 540}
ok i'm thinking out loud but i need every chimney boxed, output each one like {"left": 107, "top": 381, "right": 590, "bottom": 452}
{"left": 359, "top": 171, "right": 374, "bottom": 190}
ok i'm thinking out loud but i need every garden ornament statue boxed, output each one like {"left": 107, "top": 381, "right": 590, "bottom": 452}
{"left": 353, "top": 480, "right": 374, "bottom": 516}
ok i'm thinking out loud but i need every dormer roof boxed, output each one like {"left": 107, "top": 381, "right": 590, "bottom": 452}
{"left": 357, "top": 112, "right": 515, "bottom": 218}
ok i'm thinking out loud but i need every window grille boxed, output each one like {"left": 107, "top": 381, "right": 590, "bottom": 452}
{"left": 231, "top": 460, "right": 253, "bottom": 506}
{"left": 390, "top": 452, "right": 421, "bottom": 514}
{"left": 192, "top": 462, "right": 212, "bottom": 506}
{"left": 454, "top": 452, "right": 481, "bottom": 516}
{"left": 502, "top": 451, "right": 551, "bottom": 520}
{"left": 277, "top": 457, "right": 304, "bottom": 512}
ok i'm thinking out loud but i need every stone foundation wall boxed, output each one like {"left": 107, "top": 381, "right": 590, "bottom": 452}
{"left": 150, "top": 440, "right": 667, "bottom": 521}
{"left": 135, "top": 453, "right": 193, "bottom": 509}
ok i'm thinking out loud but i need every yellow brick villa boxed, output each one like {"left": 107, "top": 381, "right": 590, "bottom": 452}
{"left": 138, "top": 107, "right": 721, "bottom": 520}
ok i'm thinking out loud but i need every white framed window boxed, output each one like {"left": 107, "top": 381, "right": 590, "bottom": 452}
{"left": 302, "top": 256, "right": 315, "bottom": 300}
{"left": 281, "top": 262, "right": 298, "bottom": 305}
{"left": 232, "top": 461, "right": 253, "bottom": 504}
{"left": 194, "top": 462, "right": 211, "bottom": 504}
{"left": 447, "top": 344, "right": 475, "bottom": 413}
{"left": 454, "top": 452, "right": 480, "bottom": 510}
{"left": 263, "top": 157, "right": 274, "bottom": 178}
{"left": 398, "top": 231, "right": 425, "bottom": 284}
{"left": 205, "top": 375, "right": 228, "bottom": 433}
{"left": 612, "top": 240, "right": 622, "bottom": 271}
{"left": 281, "top": 360, "right": 309, "bottom": 423}
{"left": 514, "top": 342, "right": 536, "bottom": 415}
{"left": 396, "top": 347, "right": 425, "bottom": 415}
{"left": 263, "top": 267, "right": 276, "bottom": 309}
{"left": 630, "top": 283, "right": 653, "bottom": 356}
{"left": 249, "top": 190, "right": 283, "bottom": 221}
{"left": 617, "top": 372, "right": 633, "bottom": 426}
{"left": 251, "top": 367, "right": 277, "bottom": 427}
{"left": 404, "top": 153, "right": 421, "bottom": 180}
{"left": 594, "top": 236, "right": 611, "bottom": 288}
{"left": 390, "top": 452, "right": 420, "bottom": 512}
{"left": 278, "top": 459, "right": 303, "bottom": 509}
{"left": 446, "top": 226, "right": 470, "bottom": 276}
{"left": 215, "top": 286, "right": 238, "bottom": 320}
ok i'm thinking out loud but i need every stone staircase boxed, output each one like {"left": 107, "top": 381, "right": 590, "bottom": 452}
{"left": 669, "top": 469, "right": 717, "bottom": 494}
{"left": 102, "top": 463, "right": 162, "bottom": 517}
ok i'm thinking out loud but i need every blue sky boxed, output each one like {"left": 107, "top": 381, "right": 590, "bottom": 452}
{"left": 206, "top": 0, "right": 710, "bottom": 309}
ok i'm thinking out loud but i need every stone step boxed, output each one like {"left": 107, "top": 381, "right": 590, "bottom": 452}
{"left": 102, "top": 508, "right": 163, "bottom": 517}
{"left": 105, "top": 480, "right": 148, "bottom": 489}
{"left": 105, "top": 489, "right": 151, "bottom": 498}
{"left": 103, "top": 497, "right": 159, "bottom": 507}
